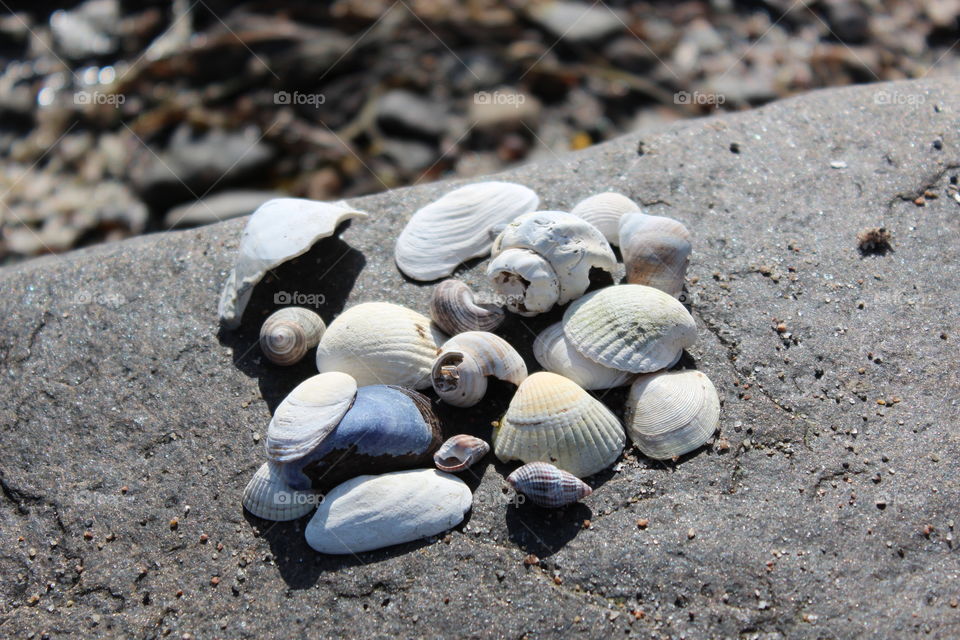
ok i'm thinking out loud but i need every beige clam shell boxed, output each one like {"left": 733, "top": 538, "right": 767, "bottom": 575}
{"left": 619, "top": 211, "right": 692, "bottom": 298}
{"left": 493, "top": 372, "right": 625, "bottom": 478}
{"left": 315, "top": 302, "right": 447, "bottom": 389}
{"left": 625, "top": 369, "right": 720, "bottom": 459}
{"left": 563, "top": 285, "right": 696, "bottom": 374}
{"left": 533, "top": 322, "right": 633, "bottom": 390}
{"left": 259, "top": 307, "right": 326, "bottom": 366}
{"left": 242, "top": 462, "right": 318, "bottom": 521}
{"left": 570, "top": 192, "right": 641, "bottom": 246}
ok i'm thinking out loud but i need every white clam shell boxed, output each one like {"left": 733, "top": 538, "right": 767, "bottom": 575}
{"left": 218, "top": 198, "right": 366, "bottom": 329}
{"left": 618, "top": 211, "right": 692, "bottom": 298}
{"left": 493, "top": 372, "right": 625, "bottom": 478}
{"left": 265, "top": 372, "right": 358, "bottom": 463}
{"left": 570, "top": 192, "right": 641, "bottom": 246}
{"left": 432, "top": 331, "right": 528, "bottom": 407}
{"left": 533, "top": 322, "right": 633, "bottom": 390}
{"left": 305, "top": 469, "right": 472, "bottom": 554}
{"left": 242, "top": 462, "right": 318, "bottom": 521}
{"left": 315, "top": 303, "right": 447, "bottom": 389}
{"left": 259, "top": 307, "right": 326, "bottom": 366}
{"left": 625, "top": 370, "right": 720, "bottom": 459}
{"left": 563, "top": 285, "right": 696, "bottom": 374}
{"left": 395, "top": 181, "right": 540, "bottom": 281}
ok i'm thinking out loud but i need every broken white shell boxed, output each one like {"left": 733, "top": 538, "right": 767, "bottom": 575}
{"left": 315, "top": 302, "right": 447, "bottom": 389}
{"left": 242, "top": 462, "right": 318, "bottom": 521}
{"left": 493, "top": 372, "right": 625, "bottom": 478}
{"left": 487, "top": 211, "right": 616, "bottom": 316}
{"left": 507, "top": 461, "right": 592, "bottom": 508}
{"left": 218, "top": 198, "right": 366, "bottom": 329}
{"left": 431, "top": 331, "right": 527, "bottom": 407}
{"left": 570, "top": 192, "right": 641, "bottom": 246}
{"left": 433, "top": 434, "right": 490, "bottom": 472}
{"left": 533, "top": 322, "right": 633, "bottom": 390}
{"left": 429, "top": 279, "right": 505, "bottom": 335}
{"left": 395, "top": 182, "right": 540, "bottom": 281}
{"left": 563, "top": 285, "right": 696, "bottom": 374}
{"left": 625, "top": 369, "right": 720, "bottom": 459}
{"left": 619, "top": 211, "right": 691, "bottom": 298}
{"left": 259, "top": 307, "right": 326, "bottom": 366}
{"left": 304, "top": 469, "right": 472, "bottom": 554}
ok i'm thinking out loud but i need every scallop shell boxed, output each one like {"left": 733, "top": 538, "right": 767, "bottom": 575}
{"left": 563, "top": 285, "right": 696, "bottom": 374}
{"left": 619, "top": 211, "right": 692, "bottom": 298}
{"left": 315, "top": 302, "right": 447, "bottom": 389}
{"left": 242, "top": 462, "right": 318, "bottom": 521}
{"left": 507, "top": 461, "right": 592, "bottom": 508}
{"left": 304, "top": 469, "right": 472, "bottom": 554}
{"left": 218, "top": 198, "right": 366, "bottom": 329}
{"left": 492, "top": 372, "right": 625, "bottom": 478}
{"left": 429, "top": 279, "right": 505, "bottom": 335}
{"left": 281, "top": 385, "right": 443, "bottom": 491}
{"left": 431, "top": 331, "right": 527, "bottom": 407}
{"left": 259, "top": 307, "right": 326, "bottom": 366}
{"left": 625, "top": 370, "right": 720, "bottom": 459}
{"left": 570, "top": 192, "right": 641, "bottom": 246}
{"left": 533, "top": 322, "right": 633, "bottom": 390}
{"left": 395, "top": 182, "right": 540, "bottom": 281}
{"left": 434, "top": 434, "right": 490, "bottom": 472}
{"left": 265, "top": 372, "right": 358, "bottom": 463}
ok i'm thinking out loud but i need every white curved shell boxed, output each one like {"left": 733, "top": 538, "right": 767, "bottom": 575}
{"left": 563, "top": 285, "right": 696, "bottom": 374}
{"left": 242, "top": 462, "right": 318, "bottom": 521}
{"left": 432, "top": 331, "right": 527, "bottom": 407}
{"left": 486, "top": 248, "right": 560, "bottom": 316}
{"left": 570, "top": 192, "right": 641, "bottom": 246}
{"left": 218, "top": 199, "right": 367, "bottom": 329}
{"left": 533, "top": 323, "right": 633, "bottom": 390}
{"left": 265, "top": 372, "right": 358, "bottom": 463}
{"left": 305, "top": 469, "right": 472, "bottom": 554}
{"left": 625, "top": 370, "right": 720, "bottom": 459}
{"left": 619, "top": 211, "right": 692, "bottom": 297}
{"left": 493, "top": 372, "right": 625, "bottom": 478}
{"left": 315, "top": 303, "right": 447, "bottom": 389}
{"left": 395, "top": 182, "right": 540, "bottom": 281}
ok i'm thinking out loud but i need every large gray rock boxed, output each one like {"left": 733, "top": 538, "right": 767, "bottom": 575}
{"left": 1, "top": 78, "right": 958, "bottom": 638}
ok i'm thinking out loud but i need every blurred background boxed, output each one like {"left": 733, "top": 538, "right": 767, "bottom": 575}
{"left": 1, "top": 0, "right": 958, "bottom": 264}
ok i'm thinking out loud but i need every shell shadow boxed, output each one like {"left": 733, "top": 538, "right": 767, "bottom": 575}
{"left": 504, "top": 499, "right": 593, "bottom": 559}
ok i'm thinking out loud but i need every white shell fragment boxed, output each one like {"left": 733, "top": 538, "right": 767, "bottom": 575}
{"left": 533, "top": 322, "right": 633, "bottom": 390}
{"left": 218, "top": 198, "right": 367, "bottom": 329}
{"left": 395, "top": 182, "right": 540, "bottom": 281}
{"left": 315, "top": 303, "right": 447, "bottom": 389}
{"left": 570, "top": 192, "right": 641, "bottom": 246}
{"left": 563, "top": 285, "right": 696, "bottom": 373}
{"left": 625, "top": 370, "right": 720, "bottom": 459}
{"left": 242, "top": 462, "right": 318, "bottom": 521}
{"left": 432, "top": 331, "right": 527, "bottom": 407}
{"left": 259, "top": 307, "right": 326, "bottom": 366}
{"left": 618, "top": 211, "right": 692, "bottom": 298}
{"left": 265, "top": 372, "right": 358, "bottom": 463}
{"left": 305, "top": 469, "right": 472, "bottom": 554}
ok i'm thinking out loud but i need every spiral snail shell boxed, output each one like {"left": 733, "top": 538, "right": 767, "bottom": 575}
{"left": 433, "top": 434, "right": 490, "bottom": 472}
{"left": 507, "top": 461, "right": 592, "bottom": 508}
{"left": 431, "top": 331, "right": 527, "bottom": 407}
{"left": 429, "top": 279, "right": 505, "bottom": 335}
{"left": 259, "top": 307, "right": 326, "bottom": 366}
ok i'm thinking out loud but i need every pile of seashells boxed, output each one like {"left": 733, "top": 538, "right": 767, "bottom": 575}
{"left": 219, "top": 183, "right": 720, "bottom": 555}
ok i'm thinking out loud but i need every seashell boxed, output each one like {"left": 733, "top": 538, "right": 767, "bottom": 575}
{"left": 492, "top": 372, "right": 625, "bottom": 478}
{"left": 618, "top": 211, "right": 692, "bottom": 298}
{"left": 570, "top": 192, "right": 641, "bottom": 246}
{"left": 429, "top": 279, "right": 505, "bottom": 335}
{"left": 219, "top": 198, "right": 366, "bottom": 329}
{"left": 265, "top": 372, "right": 358, "bottom": 463}
{"left": 259, "top": 307, "right": 326, "bottom": 366}
{"left": 395, "top": 182, "right": 540, "bottom": 281}
{"left": 242, "top": 462, "right": 318, "bottom": 521}
{"left": 281, "top": 385, "right": 443, "bottom": 491}
{"left": 487, "top": 211, "right": 616, "bottom": 316}
{"left": 625, "top": 370, "right": 720, "bottom": 459}
{"left": 315, "top": 302, "right": 447, "bottom": 389}
{"left": 507, "top": 461, "right": 592, "bottom": 508}
{"left": 431, "top": 331, "right": 527, "bottom": 407}
{"left": 434, "top": 434, "right": 490, "bottom": 472}
{"left": 533, "top": 322, "right": 633, "bottom": 390}
{"left": 563, "top": 284, "right": 696, "bottom": 374}
{"left": 305, "top": 469, "right": 472, "bottom": 554}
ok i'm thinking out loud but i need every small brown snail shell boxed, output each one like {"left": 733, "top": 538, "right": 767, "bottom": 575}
{"left": 433, "top": 434, "right": 490, "bottom": 472}
{"left": 259, "top": 307, "right": 326, "bottom": 366}
{"left": 429, "top": 279, "right": 505, "bottom": 335}
{"left": 507, "top": 461, "right": 592, "bottom": 508}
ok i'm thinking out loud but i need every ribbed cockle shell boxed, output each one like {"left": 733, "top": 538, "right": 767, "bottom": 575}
{"left": 433, "top": 434, "right": 490, "bottom": 472}
{"left": 259, "top": 307, "right": 326, "bottom": 366}
{"left": 242, "top": 462, "right": 318, "bottom": 521}
{"left": 507, "top": 461, "right": 592, "bottom": 508}
{"left": 533, "top": 322, "right": 633, "bottom": 390}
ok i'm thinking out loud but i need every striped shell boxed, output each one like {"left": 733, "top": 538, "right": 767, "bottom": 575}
{"left": 265, "top": 372, "right": 358, "bottom": 463}
{"left": 259, "top": 307, "right": 326, "bottom": 366}
{"left": 570, "top": 192, "right": 641, "bottom": 246}
{"left": 533, "top": 322, "right": 633, "bottom": 390}
{"left": 431, "top": 331, "right": 527, "bottom": 407}
{"left": 625, "top": 370, "right": 720, "bottom": 459}
{"left": 434, "top": 434, "right": 490, "bottom": 472}
{"left": 619, "top": 211, "right": 691, "bottom": 298}
{"left": 242, "top": 462, "right": 318, "bottom": 521}
{"left": 507, "top": 461, "right": 592, "bottom": 508}
{"left": 429, "top": 279, "right": 505, "bottom": 335}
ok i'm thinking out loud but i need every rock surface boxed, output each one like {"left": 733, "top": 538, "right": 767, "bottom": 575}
{"left": 1, "top": 78, "right": 959, "bottom": 637}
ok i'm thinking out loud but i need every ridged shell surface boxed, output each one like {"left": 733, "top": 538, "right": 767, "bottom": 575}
{"left": 618, "top": 211, "right": 692, "bottom": 297}
{"left": 507, "top": 461, "right": 592, "bottom": 508}
{"left": 265, "top": 372, "right": 358, "bottom": 463}
{"left": 625, "top": 370, "right": 720, "bottom": 459}
{"left": 395, "top": 182, "right": 540, "bottom": 281}
{"left": 429, "top": 279, "right": 505, "bottom": 335}
{"left": 305, "top": 469, "right": 472, "bottom": 554}
{"left": 259, "top": 307, "right": 326, "bottom": 366}
{"left": 242, "top": 462, "right": 318, "bottom": 521}
{"left": 570, "top": 192, "right": 641, "bottom": 246}
{"left": 563, "top": 285, "right": 696, "bottom": 374}
{"left": 493, "top": 372, "right": 625, "bottom": 478}
{"left": 533, "top": 322, "right": 633, "bottom": 390}
{"left": 434, "top": 435, "right": 490, "bottom": 472}
{"left": 315, "top": 302, "right": 447, "bottom": 389}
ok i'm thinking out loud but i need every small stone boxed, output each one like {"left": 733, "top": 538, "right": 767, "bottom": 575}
{"left": 876, "top": 499, "right": 887, "bottom": 510}
{"left": 83, "top": 531, "right": 93, "bottom": 540}
{"left": 169, "top": 518, "right": 179, "bottom": 530}
{"left": 687, "top": 528, "right": 696, "bottom": 539}
{"left": 636, "top": 518, "right": 649, "bottom": 529}
{"left": 523, "top": 554, "right": 539, "bottom": 566}
{"left": 210, "top": 576, "right": 220, "bottom": 586}
{"left": 199, "top": 534, "right": 209, "bottom": 544}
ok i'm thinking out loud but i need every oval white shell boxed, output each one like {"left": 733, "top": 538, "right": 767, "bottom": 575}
{"left": 259, "top": 307, "right": 326, "bottom": 366}
{"left": 304, "top": 469, "right": 472, "bottom": 554}
{"left": 533, "top": 322, "right": 633, "bottom": 390}
{"left": 507, "top": 461, "right": 592, "bottom": 508}
{"left": 265, "top": 372, "right": 358, "bottom": 463}
{"left": 432, "top": 331, "right": 527, "bottom": 407}
{"left": 395, "top": 182, "right": 540, "bottom": 281}
{"left": 570, "top": 192, "right": 641, "bottom": 246}
{"left": 429, "top": 279, "right": 505, "bottom": 335}
{"left": 434, "top": 434, "right": 490, "bottom": 472}
{"left": 219, "top": 199, "right": 367, "bottom": 329}
{"left": 242, "top": 462, "right": 318, "bottom": 521}
{"left": 493, "top": 371, "right": 625, "bottom": 478}
{"left": 618, "top": 211, "right": 692, "bottom": 297}
{"left": 625, "top": 369, "right": 720, "bottom": 459}
{"left": 563, "top": 285, "right": 696, "bottom": 374}
{"left": 315, "top": 302, "right": 447, "bottom": 389}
